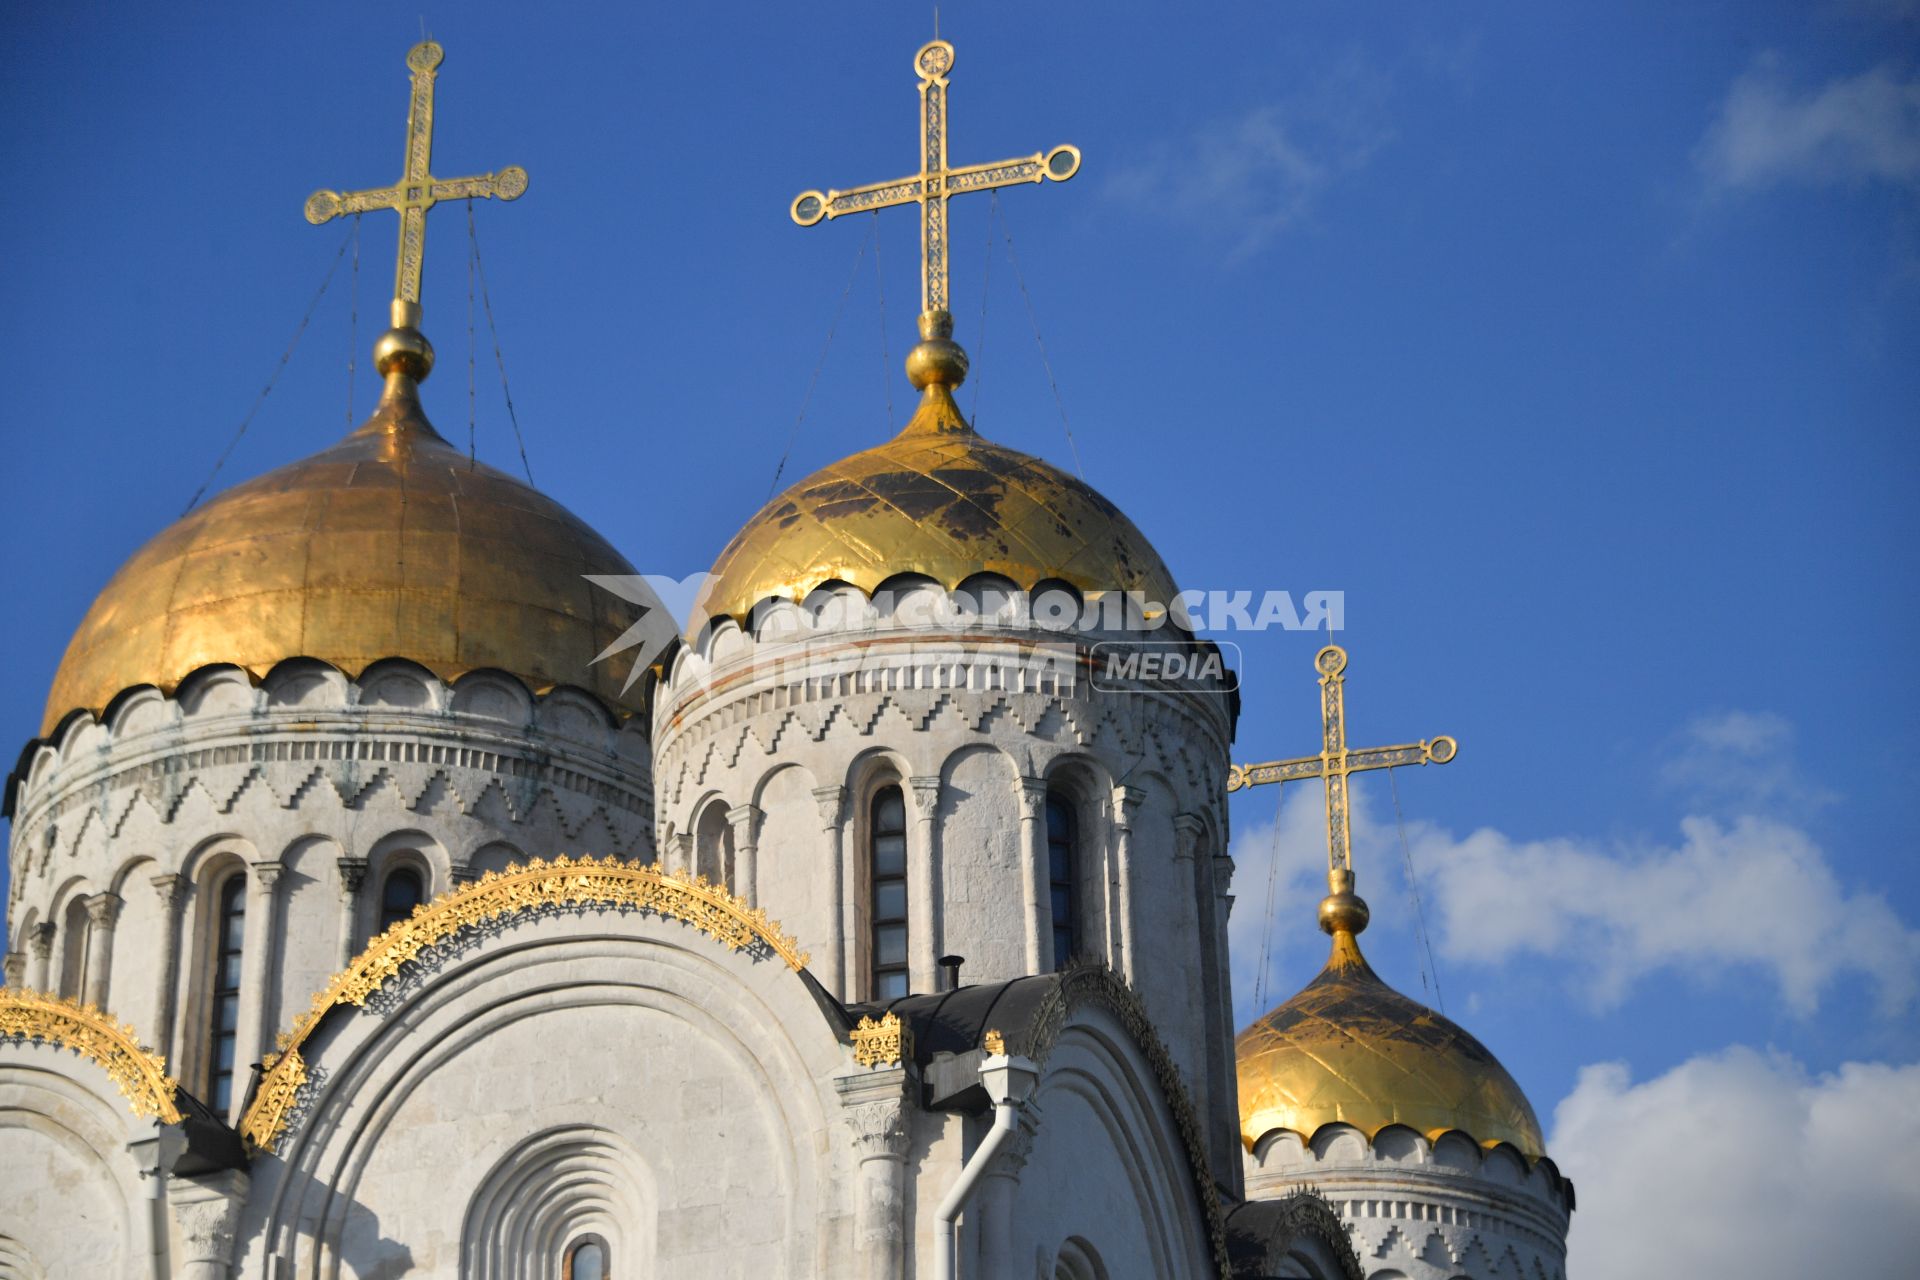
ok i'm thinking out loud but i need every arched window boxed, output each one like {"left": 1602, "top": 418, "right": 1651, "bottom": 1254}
{"left": 563, "top": 1236, "right": 608, "bottom": 1280}
{"left": 378, "top": 866, "right": 425, "bottom": 932}
{"left": 57, "top": 896, "right": 91, "bottom": 1000}
{"left": 1046, "top": 792, "right": 1078, "bottom": 970}
{"left": 870, "top": 785, "right": 909, "bottom": 1000}
{"left": 208, "top": 875, "right": 246, "bottom": 1113}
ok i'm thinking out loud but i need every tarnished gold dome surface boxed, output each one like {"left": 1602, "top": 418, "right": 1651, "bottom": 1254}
{"left": 695, "top": 385, "right": 1179, "bottom": 631}
{"left": 1237, "top": 930, "right": 1546, "bottom": 1158}
{"left": 42, "top": 379, "right": 646, "bottom": 736}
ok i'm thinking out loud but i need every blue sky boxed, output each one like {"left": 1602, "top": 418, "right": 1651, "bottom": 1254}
{"left": 3, "top": 2, "right": 1916, "bottom": 1270}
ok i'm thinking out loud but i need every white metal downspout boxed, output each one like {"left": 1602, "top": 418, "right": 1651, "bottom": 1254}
{"left": 936, "top": 1053, "right": 1036, "bottom": 1280}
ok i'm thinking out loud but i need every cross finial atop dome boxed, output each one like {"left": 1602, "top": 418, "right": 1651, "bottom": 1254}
{"left": 1228, "top": 645, "right": 1460, "bottom": 952}
{"left": 787, "top": 37, "right": 1080, "bottom": 400}
{"left": 303, "top": 40, "right": 529, "bottom": 385}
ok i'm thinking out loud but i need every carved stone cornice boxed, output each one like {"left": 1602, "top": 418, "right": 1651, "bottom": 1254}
{"left": 251, "top": 858, "right": 287, "bottom": 890}
{"left": 1211, "top": 852, "right": 1236, "bottom": 898}
{"left": 727, "top": 802, "right": 765, "bottom": 843}
{"left": 84, "top": 892, "right": 125, "bottom": 928}
{"left": 812, "top": 784, "right": 847, "bottom": 829}
{"left": 150, "top": 872, "right": 187, "bottom": 912}
{"left": 837, "top": 1062, "right": 913, "bottom": 1163}
{"left": 15, "top": 706, "right": 654, "bottom": 849}
{"left": 906, "top": 776, "right": 942, "bottom": 821}
{"left": 1015, "top": 775, "right": 1050, "bottom": 816}
{"left": 847, "top": 1099, "right": 911, "bottom": 1161}
{"left": 337, "top": 856, "right": 371, "bottom": 896}
{"left": 1172, "top": 812, "right": 1206, "bottom": 860}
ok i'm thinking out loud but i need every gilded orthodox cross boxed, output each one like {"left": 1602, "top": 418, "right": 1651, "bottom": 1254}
{"left": 1228, "top": 645, "right": 1456, "bottom": 883}
{"left": 789, "top": 38, "right": 1080, "bottom": 318}
{"left": 302, "top": 41, "right": 527, "bottom": 323}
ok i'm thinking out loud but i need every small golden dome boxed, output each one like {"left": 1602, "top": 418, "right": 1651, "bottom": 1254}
{"left": 695, "top": 381, "right": 1179, "bottom": 631}
{"left": 41, "top": 377, "right": 647, "bottom": 736}
{"left": 1236, "top": 923, "right": 1546, "bottom": 1159}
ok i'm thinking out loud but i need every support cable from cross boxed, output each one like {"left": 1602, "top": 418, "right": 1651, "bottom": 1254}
{"left": 302, "top": 40, "right": 527, "bottom": 384}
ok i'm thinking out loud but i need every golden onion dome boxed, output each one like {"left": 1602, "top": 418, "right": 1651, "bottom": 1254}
{"left": 41, "top": 375, "right": 647, "bottom": 736}
{"left": 694, "top": 314, "right": 1178, "bottom": 631}
{"left": 1236, "top": 881, "right": 1547, "bottom": 1159}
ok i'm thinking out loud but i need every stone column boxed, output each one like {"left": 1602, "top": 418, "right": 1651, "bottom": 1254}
{"left": 82, "top": 892, "right": 124, "bottom": 1009}
{"left": 449, "top": 865, "right": 480, "bottom": 886}
{"left": 336, "top": 857, "right": 370, "bottom": 970}
{"left": 168, "top": 1168, "right": 249, "bottom": 1280}
{"left": 838, "top": 1067, "right": 910, "bottom": 1280}
{"left": 813, "top": 785, "right": 848, "bottom": 998}
{"left": 233, "top": 860, "right": 285, "bottom": 1115}
{"left": 1171, "top": 814, "right": 1213, "bottom": 1125}
{"left": 728, "top": 803, "right": 764, "bottom": 903}
{"left": 907, "top": 776, "right": 943, "bottom": 994}
{"left": 2, "top": 951, "right": 24, "bottom": 988}
{"left": 977, "top": 1110, "right": 1040, "bottom": 1280}
{"left": 1109, "top": 786, "right": 1144, "bottom": 983}
{"left": 26, "top": 922, "right": 55, "bottom": 992}
{"left": 671, "top": 830, "right": 695, "bottom": 878}
{"left": 149, "top": 874, "right": 187, "bottom": 1064}
{"left": 1015, "top": 778, "right": 1050, "bottom": 972}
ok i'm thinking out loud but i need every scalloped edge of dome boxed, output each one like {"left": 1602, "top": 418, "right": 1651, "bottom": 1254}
{"left": 7, "top": 656, "right": 651, "bottom": 820}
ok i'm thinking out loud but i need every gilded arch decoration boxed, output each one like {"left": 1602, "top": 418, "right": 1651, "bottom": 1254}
{"left": 0, "top": 988, "right": 183, "bottom": 1123}
{"left": 242, "top": 855, "right": 807, "bottom": 1152}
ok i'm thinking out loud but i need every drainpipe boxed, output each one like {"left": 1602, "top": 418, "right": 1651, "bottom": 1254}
{"left": 936, "top": 1051, "right": 1037, "bottom": 1280}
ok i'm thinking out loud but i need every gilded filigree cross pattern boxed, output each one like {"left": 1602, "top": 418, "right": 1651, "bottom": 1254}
{"left": 1227, "top": 645, "right": 1457, "bottom": 878}
{"left": 788, "top": 39, "right": 1081, "bottom": 316}
{"left": 302, "top": 40, "right": 528, "bottom": 307}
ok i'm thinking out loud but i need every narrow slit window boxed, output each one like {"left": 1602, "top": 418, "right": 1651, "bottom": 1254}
{"left": 378, "top": 866, "right": 425, "bottom": 932}
{"left": 870, "top": 785, "right": 909, "bottom": 1000}
{"left": 208, "top": 875, "right": 246, "bottom": 1113}
{"left": 1046, "top": 793, "right": 1077, "bottom": 970}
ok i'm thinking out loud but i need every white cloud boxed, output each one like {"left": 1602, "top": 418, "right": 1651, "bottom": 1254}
{"left": 1416, "top": 813, "right": 1920, "bottom": 1016}
{"left": 1550, "top": 1048, "right": 1920, "bottom": 1278}
{"left": 1697, "top": 57, "right": 1920, "bottom": 192}
{"left": 1226, "top": 709, "right": 1919, "bottom": 1021}
{"left": 1104, "top": 58, "right": 1395, "bottom": 258}
{"left": 1659, "top": 709, "right": 1835, "bottom": 817}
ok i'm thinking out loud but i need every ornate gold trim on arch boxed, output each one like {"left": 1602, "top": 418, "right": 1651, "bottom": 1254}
{"left": 0, "top": 988, "right": 183, "bottom": 1123}
{"left": 242, "top": 856, "right": 808, "bottom": 1152}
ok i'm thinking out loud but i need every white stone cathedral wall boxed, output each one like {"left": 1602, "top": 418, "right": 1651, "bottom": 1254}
{"left": 5, "top": 659, "right": 652, "bottom": 1121}
{"left": 938, "top": 745, "right": 1025, "bottom": 982}
{"left": 1245, "top": 1124, "right": 1572, "bottom": 1280}
{"left": 654, "top": 584, "right": 1243, "bottom": 1190}
{"left": 753, "top": 762, "right": 827, "bottom": 949}
{"left": 982, "top": 1008, "right": 1218, "bottom": 1280}
{"left": 0, "top": 1045, "right": 149, "bottom": 1276}
{"left": 243, "top": 911, "right": 852, "bottom": 1278}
